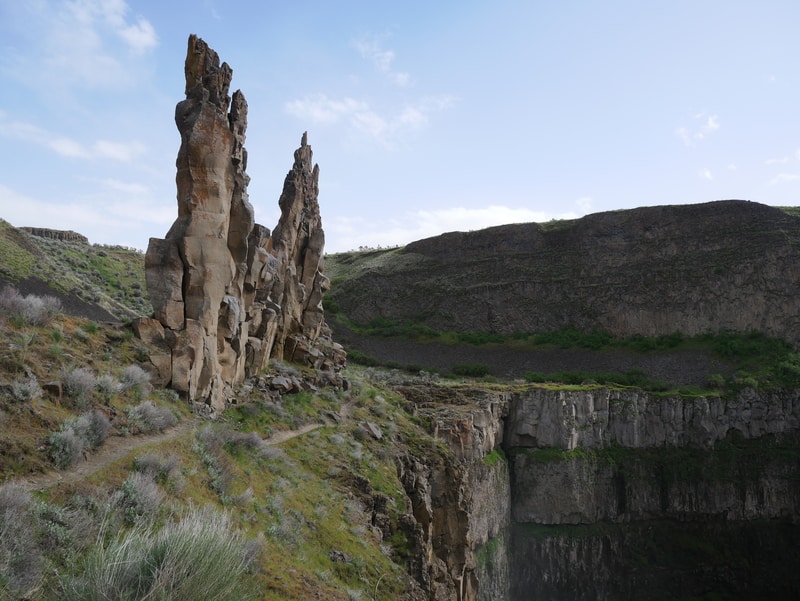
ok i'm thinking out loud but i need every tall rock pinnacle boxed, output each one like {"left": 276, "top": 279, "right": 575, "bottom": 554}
{"left": 140, "top": 35, "right": 344, "bottom": 411}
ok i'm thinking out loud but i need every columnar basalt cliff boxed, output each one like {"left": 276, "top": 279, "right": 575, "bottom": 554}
{"left": 394, "top": 384, "right": 800, "bottom": 600}
{"left": 137, "top": 35, "right": 343, "bottom": 410}
{"left": 21, "top": 227, "right": 89, "bottom": 244}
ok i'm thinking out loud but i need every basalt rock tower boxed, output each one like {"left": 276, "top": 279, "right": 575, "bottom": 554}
{"left": 137, "top": 35, "right": 344, "bottom": 411}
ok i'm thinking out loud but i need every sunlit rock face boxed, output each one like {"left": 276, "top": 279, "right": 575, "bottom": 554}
{"left": 141, "top": 35, "right": 344, "bottom": 411}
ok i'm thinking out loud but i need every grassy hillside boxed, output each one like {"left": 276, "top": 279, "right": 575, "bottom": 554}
{"left": 0, "top": 219, "right": 149, "bottom": 320}
{"left": 0, "top": 282, "right": 460, "bottom": 600}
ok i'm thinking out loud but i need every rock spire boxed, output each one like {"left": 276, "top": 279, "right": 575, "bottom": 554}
{"left": 137, "top": 35, "right": 344, "bottom": 411}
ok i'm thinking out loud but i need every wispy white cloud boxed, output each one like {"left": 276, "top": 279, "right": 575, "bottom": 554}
{"left": 676, "top": 113, "right": 720, "bottom": 147}
{"left": 286, "top": 95, "right": 368, "bottom": 124}
{"left": 65, "top": 0, "right": 158, "bottom": 53}
{"left": 769, "top": 173, "right": 800, "bottom": 185}
{"left": 766, "top": 156, "right": 789, "bottom": 165}
{"left": 0, "top": 113, "right": 145, "bottom": 161}
{"left": 3, "top": 0, "right": 157, "bottom": 92}
{"left": 325, "top": 204, "right": 582, "bottom": 253}
{"left": 575, "top": 196, "right": 593, "bottom": 212}
{"left": 0, "top": 179, "right": 173, "bottom": 249}
{"left": 353, "top": 35, "right": 410, "bottom": 87}
{"left": 699, "top": 168, "right": 713, "bottom": 180}
{"left": 285, "top": 93, "right": 455, "bottom": 147}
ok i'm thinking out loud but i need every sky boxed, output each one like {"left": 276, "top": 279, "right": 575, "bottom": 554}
{"left": 1, "top": 0, "right": 800, "bottom": 253}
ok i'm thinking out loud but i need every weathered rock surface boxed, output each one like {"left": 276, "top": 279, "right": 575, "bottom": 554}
{"left": 393, "top": 386, "right": 512, "bottom": 601}
{"left": 330, "top": 200, "right": 800, "bottom": 344}
{"left": 139, "top": 35, "right": 343, "bottom": 411}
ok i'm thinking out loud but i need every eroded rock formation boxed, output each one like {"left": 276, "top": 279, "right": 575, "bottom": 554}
{"left": 137, "top": 35, "right": 344, "bottom": 411}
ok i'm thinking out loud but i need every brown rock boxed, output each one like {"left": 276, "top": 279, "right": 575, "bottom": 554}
{"left": 140, "top": 35, "right": 344, "bottom": 412}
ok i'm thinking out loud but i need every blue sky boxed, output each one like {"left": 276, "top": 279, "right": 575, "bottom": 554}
{"left": 1, "top": 0, "right": 799, "bottom": 253}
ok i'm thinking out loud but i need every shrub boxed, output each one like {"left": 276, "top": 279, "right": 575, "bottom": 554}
{"left": 62, "top": 507, "right": 258, "bottom": 601}
{"left": 10, "top": 375, "right": 43, "bottom": 402}
{"left": 61, "top": 367, "right": 96, "bottom": 405}
{"left": 0, "top": 483, "right": 45, "bottom": 598}
{"left": 126, "top": 401, "right": 177, "bottom": 433}
{"left": 0, "top": 286, "right": 62, "bottom": 326}
{"left": 48, "top": 410, "right": 111, "bottom": 469}
{"left": 48, "top": 427, "right": 85, "bottom": 469}
{"left": 95, "top": 374, "right": 122, "bottom": 401}
{"left": 451, "top": 364, "right": 491, "bottom": 377}
{"left": 119, "top": 365, "right": 151, "bottom": 397}
{"left": 134, "top": 452, "right": 181, "bottom": 480}
{"left": 72, "top": 410, "right": 111, "bottom": 450}
{"left": 112, "top": 472, "right": 164, "bottom": 525}
{"left": 134, "top": 452, "right": 184, "bottom": 494}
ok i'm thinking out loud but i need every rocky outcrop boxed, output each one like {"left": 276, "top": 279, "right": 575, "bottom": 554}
{"left": 330, "top": 200, "right": 800, "bottom": 344}
{"left": 138, "top": 35, "right": 343, "bottom": 411}
{"left": 393, "top": 386, "right": 512, "bottom": 601}
{"left": 21, "top": 228, "right": 88, "bottom": 244}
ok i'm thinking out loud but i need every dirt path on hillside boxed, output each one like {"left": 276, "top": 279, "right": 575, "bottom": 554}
{"left": 17, "top": 400, "right": 356, "bottom": 493}
{"left": 17, "top": 419, "right": 198, "bottom": 492}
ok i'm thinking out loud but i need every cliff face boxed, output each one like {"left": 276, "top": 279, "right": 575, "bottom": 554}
{"left": 396, "top": 384, "right": 800, "bottom": 600}
{"left": 393, "top": 386, "right": 512, "bottom": 601}
{"left": 331, "top": 200, "right": 800, "bottom": 343}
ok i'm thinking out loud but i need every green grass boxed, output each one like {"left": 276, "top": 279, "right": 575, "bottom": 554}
{"left": 0, "top": 220, "right": 149, "bottom": 319}
{"left": 510, "top": 434, "right": 800, "bottom": 483}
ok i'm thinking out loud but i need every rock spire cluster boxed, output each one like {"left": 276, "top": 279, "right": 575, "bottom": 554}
{"left": 136, "top": 35, "right": 344, "bottom": 411}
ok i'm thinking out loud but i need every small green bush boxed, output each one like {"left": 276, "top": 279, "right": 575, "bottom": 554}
{"left": 451, "top": 364, "right": 491, "bottom": 377}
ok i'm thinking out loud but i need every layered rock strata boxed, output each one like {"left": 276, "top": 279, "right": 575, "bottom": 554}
{"left": 138, "top": 35, "right": 343, "bottom": 410}
{"left": 330, "top": 200, "right": 800, "bottom": 344}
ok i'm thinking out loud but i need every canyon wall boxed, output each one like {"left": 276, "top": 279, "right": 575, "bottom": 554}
{"left": 331, "top": 200, "right": 800, "bottom": 344}
{"left": 396, "top": 384, "right": 800, "bottom": 600}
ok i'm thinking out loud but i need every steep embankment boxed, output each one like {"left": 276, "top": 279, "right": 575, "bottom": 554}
{"left": 327, "top": 200, "right": 800, "bottom": 344}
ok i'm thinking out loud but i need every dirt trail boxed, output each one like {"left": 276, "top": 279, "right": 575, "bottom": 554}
{"left": 18, "top": 419, "right": 197, "bottom": 492}
{"left": 17, "top": 401, "right": 355, "bottom": 492}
